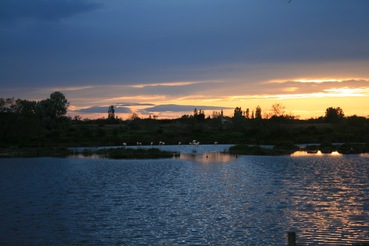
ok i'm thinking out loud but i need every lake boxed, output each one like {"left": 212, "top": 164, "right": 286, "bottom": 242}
{"left": 1, "top": 145, "right": 369, "bottom": 245}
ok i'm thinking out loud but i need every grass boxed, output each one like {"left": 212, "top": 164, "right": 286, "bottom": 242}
{"left": 94, "top": 147, "right": 179, "bottom": 159}
{"left": 0, "top": 146, "right": 179, "bottom": 159}
{"left": 0, "top": 147, "right": 71, "bottom": 158}
{"left": 229, "top": 143, "right": 300, "bottom": 156}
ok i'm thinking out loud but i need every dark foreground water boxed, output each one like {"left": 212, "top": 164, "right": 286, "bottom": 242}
{"left": 1, "top": 149, "right": 369, "bottom": 245}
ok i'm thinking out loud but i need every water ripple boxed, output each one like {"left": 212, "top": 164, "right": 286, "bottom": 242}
{"left": 1, "top": 155, "right": 369, "bottom": 245}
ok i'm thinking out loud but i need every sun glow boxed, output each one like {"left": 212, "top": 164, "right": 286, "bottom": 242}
{"left": 270, "top": 78, "right": 368, "bottom": 84}
{"left": 293, "top": 79, "right": 344, "bottom": 83}
{"left": 323, "top": 88, "right": 369, "bottom": 97}
{"left": 56, "top": 75, "right": 369, "bottom": 120}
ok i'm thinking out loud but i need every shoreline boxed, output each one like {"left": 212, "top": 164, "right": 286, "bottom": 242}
{"left": 0, "top": 146, "right": 179, "bottom": 159}
{"left": 1, "top": 142, "right": 369, "bottom": 158}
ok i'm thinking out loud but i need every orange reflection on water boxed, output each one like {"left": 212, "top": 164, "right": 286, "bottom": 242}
{"left": 286, "top": 159, "right": 368, "bottom": 245}
{"left": 291, "top": 151, "right": 342, "bottom": 156}
{"left": 331, "top": 151, "right": 341, "bottom": 156}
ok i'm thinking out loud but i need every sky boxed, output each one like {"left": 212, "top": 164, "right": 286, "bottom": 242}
{"left": 1, "top": 0, "right": 369, "bottom": 119}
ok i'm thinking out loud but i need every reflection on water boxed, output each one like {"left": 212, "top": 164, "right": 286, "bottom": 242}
{"left": 282, "top": 155, "right": 369, "bottom": 245}
{"left": 291, "top": 150, "right": 342, "bottom": 156}
{"left": 1, "top": 154, "right": 369, "bottom": 245}
{"left": 180, "top": 152, "right": 237, "bottom": 163}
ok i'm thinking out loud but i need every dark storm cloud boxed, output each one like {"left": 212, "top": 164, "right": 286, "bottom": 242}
{"left": 117, "top": 102, "right": 155, "bottom": 107}
{"left": 143, "top": 104, "right": 232, "bottom": 113}
{"left": 74, "top": 106, "right": 131, "bottom": 114}
{"left": 0, "top": 0, "right": 102, "bottom": 22}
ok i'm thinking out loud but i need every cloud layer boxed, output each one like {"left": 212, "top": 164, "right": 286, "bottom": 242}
{"left": 0, "top": 0, "right": 102, "bottom": 22}
{"left": 1, "top": 0, "right": 369, "bottom": 118}
{"left": 142, "top": 104, "right": 232, "bottom": 113}
{"left": 73, "top": 106, "right": 131, "bottom": 114}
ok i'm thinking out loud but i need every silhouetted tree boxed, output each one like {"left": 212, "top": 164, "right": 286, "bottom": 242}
{"left": 15, "top": 99, "right": 37, "bottom": 115}
{"left": 129, "top": 112, "right": 140, "bottom": 120}
{"left": 233, "top": 107, "right": 245, "bottom": 130}
{"left": 35, "top": 92, "right": 69, "bottom": 129}
{"left": 36, "top": 92, "right": 69, "bottom": 119}
{"left": 108, "top": 105, "right": 115, "bottom": 119}
{"left": 212, "top": 111, "right": 220, "bottom": 118}
{"left": 194, "top": 108, "right": 205, "bottom": 122}
{"left": 49, "top": 91, "right": 69, "bottom": 118}
{"left": 271, "top": 103, "right": 285, "bottom": 117}
{"left": 0, "top": 97, "right": 16, "bottom": 113}
{"left": 255, "top": 106, "right": 262, "bottom": 119}
{"left": 233, "top": 107, "right": 243, "bottom": 118}
{"left": 245, "top": 108, "right": 250, "bottom": 119}
{"left": 325, "top": 107, "right": 344, "bottom": 123}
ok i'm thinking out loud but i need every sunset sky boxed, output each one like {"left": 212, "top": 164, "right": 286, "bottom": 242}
{"left": 1, "top": 0, "right": 369, "bottom": 119}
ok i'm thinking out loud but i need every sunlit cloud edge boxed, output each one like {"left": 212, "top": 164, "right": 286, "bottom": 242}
{"left": 268, "top": 78, "right": 369, "bottom": 84}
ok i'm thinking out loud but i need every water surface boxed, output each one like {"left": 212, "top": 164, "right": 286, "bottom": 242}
{"left": 1, "top": 151, "right": 369, "bottom": 245}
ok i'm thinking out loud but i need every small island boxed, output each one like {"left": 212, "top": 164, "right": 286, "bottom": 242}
{"left": 228, "top": 142, "right": 369, "bottom": 156}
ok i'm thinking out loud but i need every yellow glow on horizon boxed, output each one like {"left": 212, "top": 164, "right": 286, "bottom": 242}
{"left": 175, "top": 95, "right": 211, "bottom": 101}
{"left": 283, "top": 87, "right": 299, "bottom": 92}
{"left": 68, "top": 91, "right": 369, "bottom": 120}
{"left": 294, "top": 79, "right": 343, "bottom": 83}
{"left": 269, "top": 77, "right": 368, "bottom": 84}
{"left": 323, "top": 87, "right": 369, "bottom": 97}
{"left": 60, "top": 75, "right": 369, "bottom": 120}
{"left": 202, "top": 98, "right": 224, "bottom": 103}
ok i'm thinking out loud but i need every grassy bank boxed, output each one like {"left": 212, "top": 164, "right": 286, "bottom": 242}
{"left": 84, "top": 147, "right": 179, "bottom": 159}
{"left": 229, "top": 142, "right": 369, "bottom": 156}
{"left": 0, "top": 147, "right": 72, "bottom": 158}
{"left": 229, "top": 143, "right": 300, "bottom": 156}
{"left": 0, "top": 147, "right": 179, "bottom": 159}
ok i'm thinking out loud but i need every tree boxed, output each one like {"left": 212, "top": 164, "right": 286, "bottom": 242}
{"left": 194, "top": 108, "right": 205, "bottom": 122}
{"left": 233, "top": 107, "right": 243, "bottom": 118}
{"left": 325, "top": 107, "right": 344, "bottom": 123}
{"left": 245, "top": 108, "right": 250, "bottom": 119}
{"left": 212, "top": 111, "right": 221, "bottom": 118}
{"left": 15, "top": 99, "right": 37, "bottom": 115}
{"left": 49, "top": 91, "right": 69, "bottom": 118}
{"left": 129, "top": 112, "right": 140, "bottom": 120}
{"left": 36, "top": 91, "right": 69, "bottom": 127}
{"left": 233, "top": 107, "right": 245, "bottom": 130}
{"left": 108, "top": 105, "right": 115, "bottom": 119}
{"left": 255, "top": 105, "right": 262, "bottom": 119}
{"left": 0, "top": 97, "right": 16, "bottom": 113}
{"left": 271, "top": 103, "right": 285, "bottom": 117}
{"left": 37, "top": 91, "right": 69, "bottom": 119}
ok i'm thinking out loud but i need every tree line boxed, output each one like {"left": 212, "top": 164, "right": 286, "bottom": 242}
{"left": 1, "top": 92, "right": 368, "bottom": 147}
{"left": 1, "top": 92, "right": 69, "bottom": 126}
